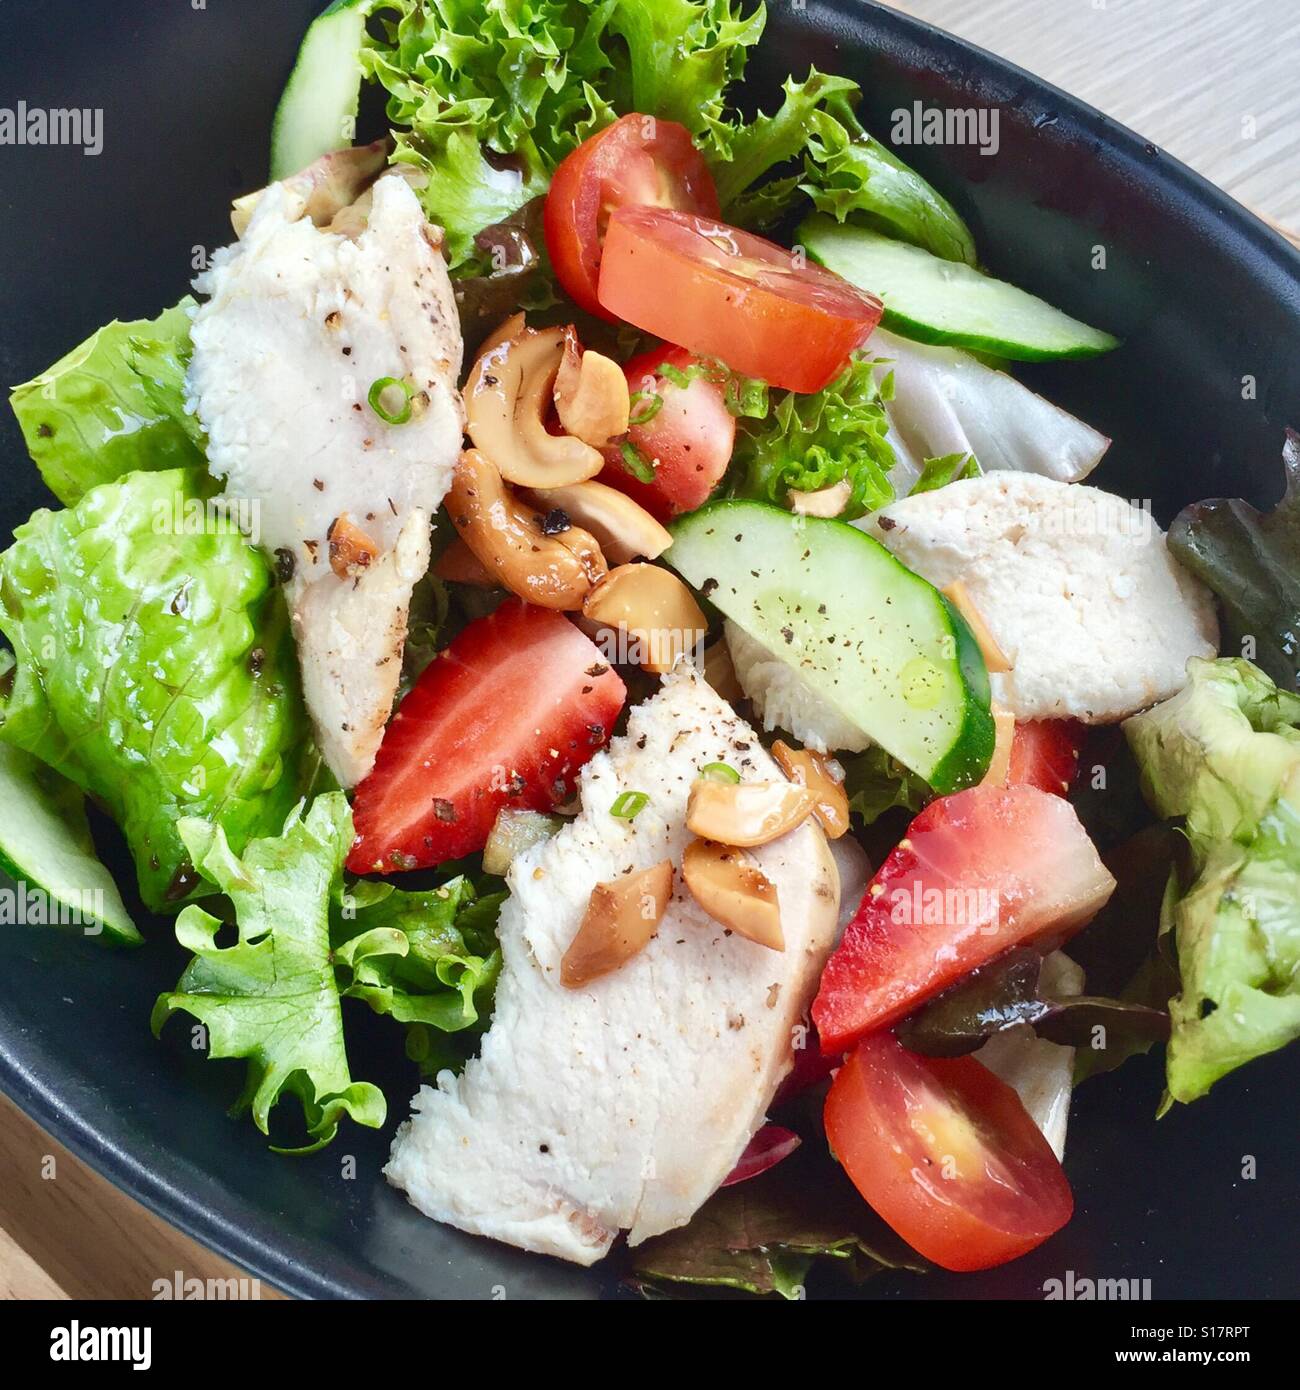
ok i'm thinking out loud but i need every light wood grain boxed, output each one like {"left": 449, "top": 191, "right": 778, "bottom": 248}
{"left": 0, "top": 1091, "right": 280, "bottom": 1300}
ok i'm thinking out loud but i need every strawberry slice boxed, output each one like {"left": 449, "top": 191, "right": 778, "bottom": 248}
{"left": 812, "top": 784, "right": 1115, "bottom": 1055}
{"left": 348, "top": 599, "right": 626, "bottom": 872}
{"left": 1007, "top": 719, "right": 1085, "bottom": 797}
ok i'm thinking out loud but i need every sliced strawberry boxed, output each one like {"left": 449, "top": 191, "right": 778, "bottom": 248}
{"left": 812, "top": 784, "right": 1114, "bottom": 1055}
{"left": 348, "top": 599, "right": 626, "bottom": 873}
{"left": 599, "top": 345, "right": 735, "bottom": 521}
{"left": 1007, "top": 719, "right": 1085, "bottom": 797}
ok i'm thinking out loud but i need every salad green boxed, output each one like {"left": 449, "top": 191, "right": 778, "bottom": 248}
{"left": 0, "top": 467, "right": 320, "bottom": 911}
{"left": 1127, "top": 658, "right": 1300, "bottom": 1103}
{"left": 10, "top": 299, "right": 203, "bottom": 506}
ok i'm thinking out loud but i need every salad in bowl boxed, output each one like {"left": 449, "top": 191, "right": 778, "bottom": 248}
{"left": 3, "top": 0, "right": 1298, "bottom": 1297}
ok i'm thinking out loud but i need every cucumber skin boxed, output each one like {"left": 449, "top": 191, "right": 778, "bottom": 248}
{"left": 872, "top": 304, "right": 1118, "bottom": 363}
{"left": 270, "top": 0, "right": 369, "bottom": 182}
{"left": 800, "top": 218, "right": 1119, "bottom": 362}
{"left": 0, "top": 846, "right": 142, "bottom": 948}
{"left": 668, "top": 500, "right": 994, "bottom": 793}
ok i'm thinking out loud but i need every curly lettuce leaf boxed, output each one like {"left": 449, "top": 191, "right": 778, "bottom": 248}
{"left": 840, "top": 744, "right": 932, "bottom": 825}
{"left": 0, "top": 467, "right": 320, "bottom": 911}
{"left": 1168, "top": 429, "right": 1300, "bottom": 693}
{"left": 9, "top": 299, "right": 203, "bottom": 505}
{"left": 910, "top": 452, "right": 981, "bottom": 495}
{"left": 357, "top": 1, "right": 973, "bottom": 272}
{"left": 724, "top": 355, "right": 896, "bottom": 519}
{"left": 1126, "top": 657, "right": 1300, "bottom": 1102}
{"left": 153, "top": 794, "right": 384, "bottom": 1151}
{"left": 333, "top": 876, "right": 503, "bottom": 1030}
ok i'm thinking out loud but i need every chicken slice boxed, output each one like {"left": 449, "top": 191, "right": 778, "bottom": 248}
{"left": 187, "top": 170, "right": 464, "bottom": 785}
{"left": 385, "top": 667, "right": 841, "bottom": 1264}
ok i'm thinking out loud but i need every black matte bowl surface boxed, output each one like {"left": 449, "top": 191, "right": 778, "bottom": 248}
{"left": 1, "top": 0, "right": 1297, "bottom": 1299}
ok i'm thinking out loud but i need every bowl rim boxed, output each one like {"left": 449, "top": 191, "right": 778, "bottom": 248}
{"left": 3, "top": 0, "right": 1298, "bottom": 1301}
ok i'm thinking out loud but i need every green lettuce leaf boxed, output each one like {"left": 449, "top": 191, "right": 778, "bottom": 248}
{"left": 724, "top": 355, "right": 896, "bottom": 519}
{"left": 9, "top": 299, "right": 203, "bottom": 505}
{"left": 152, "top": 794, "right": 385, "bottom": 1152}
{"left": 333, "top": 876, "right": 503, "bottom": 1030}
{"left": 1168, "top": 430, "right": 1300, "bottom": 694}
{"left": 910, "top": 451, "right": 981, "bottom": 495}
{"left": 1125, "top": 657, "right": 1300, "bottom": 1102}
{"left": 0, "top": 467, "right": 320, "bottom": 911}
{"left": 359, "top": 1, "right": 974, "bottom": 272}
{"left": 839, "top": 744, "right": 932, "bottom": 825}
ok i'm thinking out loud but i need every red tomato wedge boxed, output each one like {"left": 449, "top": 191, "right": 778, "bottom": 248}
{"left": 597, "top": 207, "right": 883, "bottom": 392}
{"left": 824, "top": 1033, "right": 1073, "bottom": 1271}
{"left": 544, "top": 114, "right": 720, "bottom": 319}
{"left": 598, "top": 345, "right": 736, "bottom": 520}
{"left": 1007, "top": 720, "right": 1085, "bottom": 796}
{"left": 348, "top": 600, "right": 626, "bottom": 872}
{"left": 812, "top": 784, "right": 1115, "bottom": 1055}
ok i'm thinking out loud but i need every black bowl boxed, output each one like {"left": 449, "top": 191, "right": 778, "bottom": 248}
{"left": 1, "top": 0, "right": 1297, "bottom": 1300}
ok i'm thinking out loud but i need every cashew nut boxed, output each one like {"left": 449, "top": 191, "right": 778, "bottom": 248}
{"left": 554, "top": 329, "right": 631, "bottom": 446}
{"left": 231, "top": 139, "right": 388, "bottom": 238}
{"left": 686, "top": 778, "right": 816, "bottom": 848}
{"left": 521, "top": 480, "right": 671, "bottom": 564}
{"left": 702, "top": 639, "right": 744, "bottom": 702}
{"left": 465, "top": 323, "right": 605, "bottom": 488}
{"left": 771, "top": 740, "right": 849, "bottom": 839}
{"left": 433, "top": 537, "right": 498, "bottom": 588}
{"left": 980, "top": 703, "right": 1017, "bottom": 787}
{"left": 582, "top": 563, "right": 707, "bottom": 674}
{"left": 446, "top": 449, "right": 607, "bottom": 610}
{"left": 561, "top": 860, "right": 674, "bottom": 987}
{"left": 788, "top": 480, "right": 853, "bottom": 518}
{"left": 941, "top": 579, "right": 1013, "bottom": 673}
{"left": 681, "top": 839, "right": 783, "bottom": 952}
{"left": 327, "top": 513, "right": 379, "bottom": 581}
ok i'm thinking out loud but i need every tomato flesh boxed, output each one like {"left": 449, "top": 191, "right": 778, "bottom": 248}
{"left": 348, "top": 600, "right": 626, "bottom": 872}
{"left": 812, "top": 784, "right": 1115, "bottom": 1054}
{"left": 598, "top": 345, "right": 736, "bottom": 520}
{"left": 824, "top": 1032, "right": 1073, "bottom": 1271}
{"left": 544, "top": 114, "right": 720, "bottom": 319}
{"left": 1007, "top": 719, "right": 1085, "bottom": 796}
{"left": 598, "top": 206, "right": 883, "bottom": 392}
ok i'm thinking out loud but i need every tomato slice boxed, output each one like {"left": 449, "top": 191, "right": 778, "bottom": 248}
{"left": 1007, "top": 720, "right": 1085, "bottom": 796}
{"left": 824, "top": 1032, "right": 1073, "bottom": 1271}
{"left": 348, "top": 600, "right": 626, "bottom": 872}
{"left": 598, "top": 345, "right": 736, "bottom": 520}
{"left": 544, "top": 114, "right": 721, "bottom": 319}
{"left": 812, "top": 784, "right": 1115, "bottom": 1055}
{"left": 597, "top": 207, "right": 883, "bottom": 392}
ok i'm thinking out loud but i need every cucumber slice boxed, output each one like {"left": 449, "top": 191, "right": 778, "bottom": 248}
{"left": 0, "top": 745, "right": 141, "bottom": 945}
{"left": 800, "top": 216, "right": 1119, "bottom": 361}
{"left": 667, "top": 501, "right": 993, "bottom": 792}
{"left": 270, "top": 0, "right": 370, "bottom": 181}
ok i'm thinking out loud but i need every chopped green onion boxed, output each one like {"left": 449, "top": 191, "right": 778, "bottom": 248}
{"left": 725, "top": 374, "right": 770, "bottom": 419}
{"left": 620, "top": 440, "right": 656, "bottom": 483}
{"left": 610, "top": 790, "right": 649, "bottom": 820}
{"left": 368, "top": 376, "right": 414, "bottom": 425}
{"left": 628, "top": 390, "right": 664, "bottom": 427}
{"left": 699, "top": 762, "right": 741, "bottom": 784}
{"left": 658, "top": 361, "right": 692, "bottom": 390}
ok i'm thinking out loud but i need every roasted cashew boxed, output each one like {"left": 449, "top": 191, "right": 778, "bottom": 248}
{"left": 446, "top": 449, "right": 607, "bottom": 611}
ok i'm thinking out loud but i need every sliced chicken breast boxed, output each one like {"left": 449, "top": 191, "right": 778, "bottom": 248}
{"left": 386, "top": 666, "right": 841, "bottom": 1264}
{"left": 187, "top": 170, "right": 464, "bottom": 785}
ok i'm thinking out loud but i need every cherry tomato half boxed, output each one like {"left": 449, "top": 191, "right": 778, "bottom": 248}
{"left": 824, "top": 1032, "right": 1074, "bottom": 1272}
{"left": 597, "top": 206, "right": 884, "bottom": 392}
{"left": 544, "top": 114, "right": 721, "bottom": 319}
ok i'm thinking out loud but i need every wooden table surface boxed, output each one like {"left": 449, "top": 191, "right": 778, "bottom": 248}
{"left": 2, "top": 0, "right": 1296, "bottom": 1301}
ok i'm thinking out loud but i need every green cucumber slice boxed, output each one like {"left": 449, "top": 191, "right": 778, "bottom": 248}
{"left": 270, "top": 0, "right": 370, "bottom": 181}
{"left": 667, "top": 500, "right": 993, "bottom": 792}
{"left": 799, "top": 216, "right": 1119, "bottom": 360}
{"left": 0, "top": 745, "right": 141, "bottom": 945}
